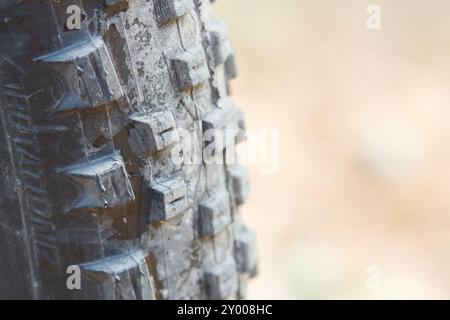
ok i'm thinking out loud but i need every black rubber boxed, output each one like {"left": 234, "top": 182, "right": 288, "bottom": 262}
{"left": 0, "top": 0, "right": 256, "bottom": 300}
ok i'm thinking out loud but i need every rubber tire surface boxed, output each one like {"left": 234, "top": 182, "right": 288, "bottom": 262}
{"left": 0, "top": 0, "right": 256, "bottom": 300}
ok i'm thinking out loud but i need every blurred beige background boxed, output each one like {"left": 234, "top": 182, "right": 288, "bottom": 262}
{"left": 215, "top": 0, "right": 450, "bottom": 299}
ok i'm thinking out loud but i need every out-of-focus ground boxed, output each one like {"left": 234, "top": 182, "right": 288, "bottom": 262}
{"left": 214, "top": 0, "right": 450, "bottom": 299}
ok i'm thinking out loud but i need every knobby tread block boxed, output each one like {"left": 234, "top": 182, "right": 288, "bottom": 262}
{"left": 147, "top": 175, "right": 188, "bottom": 223}
{"left": 209, "top": 20, "right": 232, "bottom": 67}
{"left": 57, "top": 152, "right": 135, "bottom": 212}
{"left": 35, "top": 38, "right": 123, "bottom": 113}
{"left": 171, "top": 43, "right": 211, "bottom": 91}
{"left": 199, "top": 190, "right": 232, "bottom": 237}
{"left": 204, "top": 257, "right": 238, "bottom": 300}
{"left": 202, "top": 98, "right": 246, "bottom": 152}
{"left": 75, "top": 249, "right": 155, "bottom": 300}
{"left": 129, "top": 111, "right": 179, "bottom": 156}
{"left": 227, "top": 164, "right": 251, "bottom": 206}
{"left": 224, "top": 54, "right": 238, "bottom": 81}
{"left": 235, "top": 226, "right": 258, "bottom": 278}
